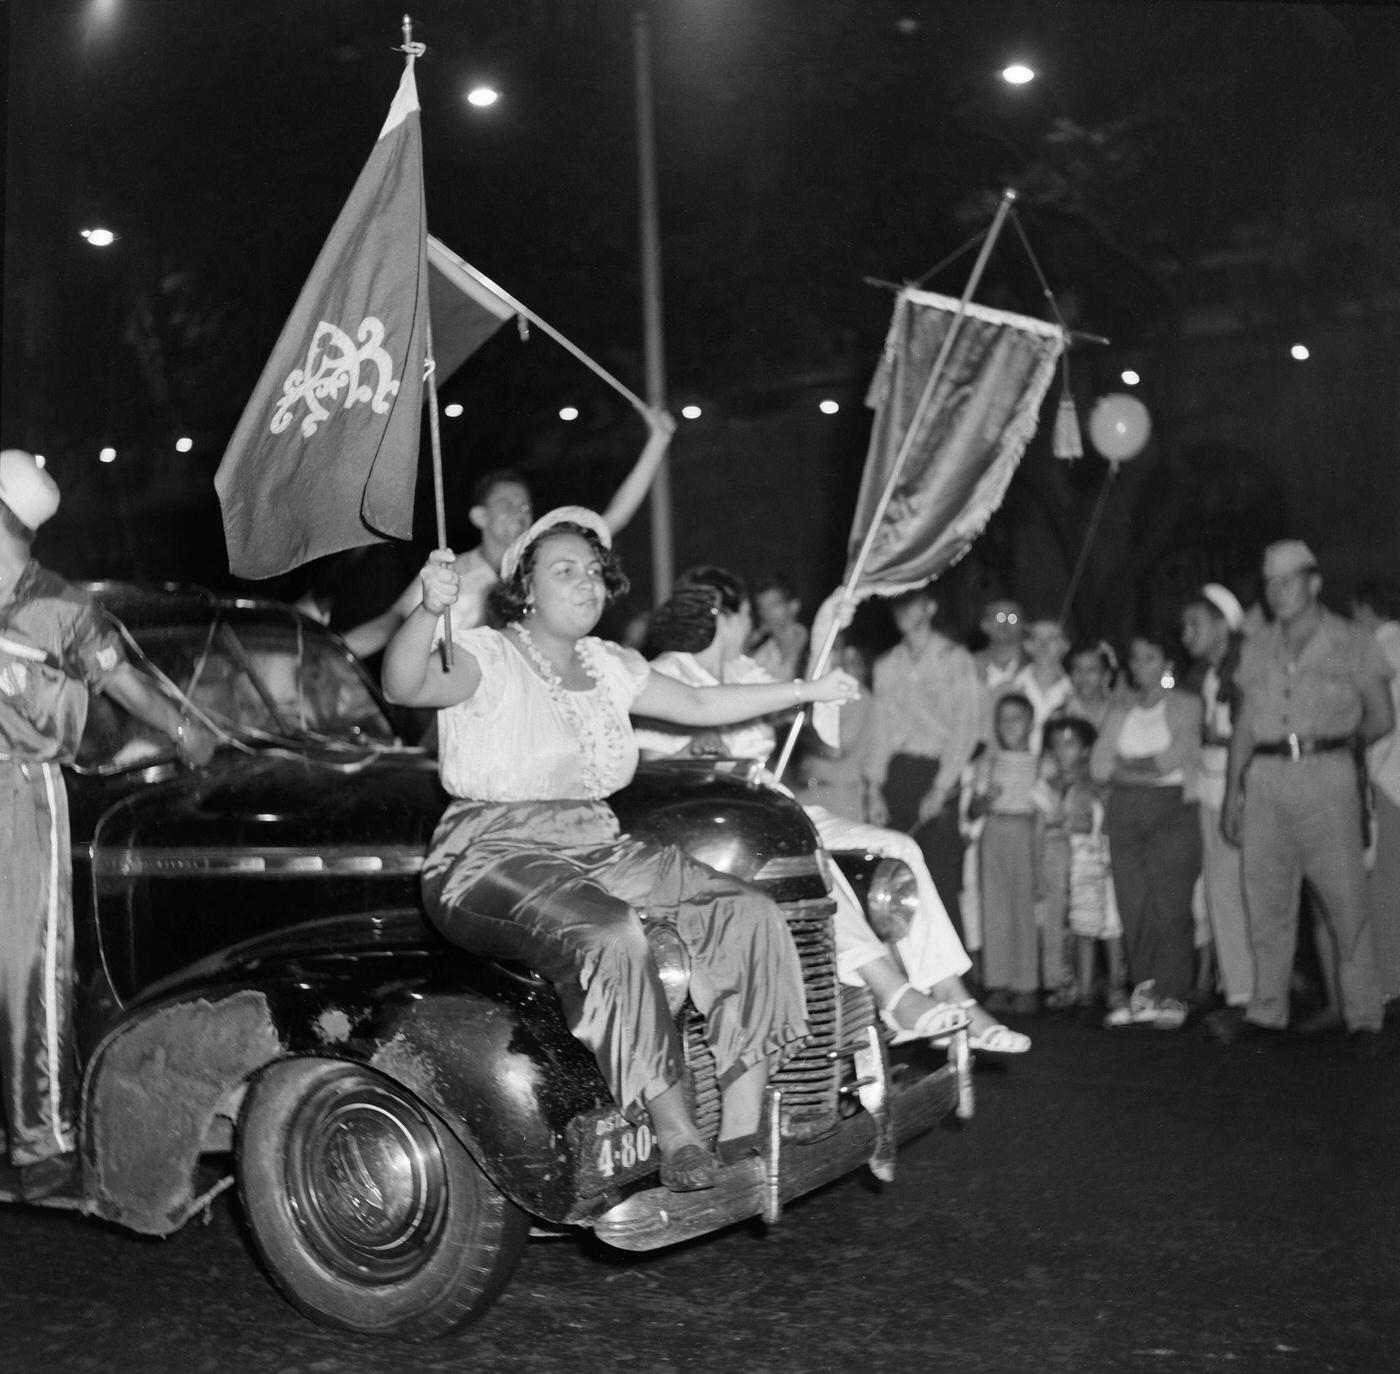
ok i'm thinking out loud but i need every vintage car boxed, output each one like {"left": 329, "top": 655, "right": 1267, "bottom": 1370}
{"left": 0, "top": 582, "right": 973, "bottom": 1339}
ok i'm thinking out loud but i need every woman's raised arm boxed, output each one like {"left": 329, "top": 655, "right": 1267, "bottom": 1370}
{"left": 381, "top": 550, "right": 484, "bottom": 709}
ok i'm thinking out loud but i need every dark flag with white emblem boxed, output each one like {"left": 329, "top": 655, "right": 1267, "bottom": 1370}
{"left": 216, "top": 61, "right": 513, "bottom": 580}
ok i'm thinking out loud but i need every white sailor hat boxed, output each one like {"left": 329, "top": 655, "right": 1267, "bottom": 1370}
{"left": 0, "top": 449, "right": 60, "bottom": 532}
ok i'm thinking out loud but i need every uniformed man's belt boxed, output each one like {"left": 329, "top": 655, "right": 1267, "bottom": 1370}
{"left": 1252, "top": 734, "right": 1352, "bottom": 761}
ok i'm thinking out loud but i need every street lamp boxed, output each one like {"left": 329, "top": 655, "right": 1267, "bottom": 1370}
{"left": 1000, "top": 63, "right": 1036, "bottom": 85}
{"left": 80, "top": 227, "right": 117, "bottom": 246}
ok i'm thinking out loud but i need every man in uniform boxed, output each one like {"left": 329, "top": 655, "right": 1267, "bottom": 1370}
{"left": 0, "top": 449, "right": 216, "bottom": 1198}
{"left": 1218, "top": 540, "right": 1394, "bottom": 1057}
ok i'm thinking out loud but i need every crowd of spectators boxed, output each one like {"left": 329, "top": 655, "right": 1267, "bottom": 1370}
{"left": 299, "top": 471, "right": 1398, "bottom": 1063}
{"left": 759, "top": 542, "right": 1399, "bottom": 1058}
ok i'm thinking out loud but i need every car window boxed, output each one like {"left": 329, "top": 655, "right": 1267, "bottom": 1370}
{"left": 75, "top": 616, "right": 396, "bottom": 771}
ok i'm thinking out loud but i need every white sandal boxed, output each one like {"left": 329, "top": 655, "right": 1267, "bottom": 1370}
{"left": 932, "top": 1000, "right": 1032, "bottom": 1053}
{"left": 880, "top": 983, "right": 972, "bottom": 1046}
{"left": 966, "top": 1022, "right": 1032, "bottom": 1054}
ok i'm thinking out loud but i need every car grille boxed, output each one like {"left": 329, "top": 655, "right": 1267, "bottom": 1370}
{"left": 681, "top": 895, "right": 858, "bottom": 1145}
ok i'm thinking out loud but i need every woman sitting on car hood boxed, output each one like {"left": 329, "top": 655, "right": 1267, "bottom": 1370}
{"left": 381, "top": 507, "right": 859, "bottom": 1194}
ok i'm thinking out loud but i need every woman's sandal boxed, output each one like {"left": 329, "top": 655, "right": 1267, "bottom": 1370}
{"left": 966, "top": 1022, "right": 1032, "bottom": 1054}
{"left": 716, "top": 1133, "right": 763, "bottom": 1167}
{"left": 932, "top": 1000, "right": 1032, "bottom": 1053}
{"left": 658, "top": 1142, "right": 718, "bottom": 1193}
{"left": 880, "top": 983, "right": 973, "bottom": 1046}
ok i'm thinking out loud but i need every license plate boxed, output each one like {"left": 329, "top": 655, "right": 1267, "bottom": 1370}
{"left": 576, "top": 1109, "right": 658, "bottom": 1190}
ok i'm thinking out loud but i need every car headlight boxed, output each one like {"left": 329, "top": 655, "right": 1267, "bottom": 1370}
{"left": 864, "top": 857, "right": 919, "bottom": 944}
{"left": 645, "top": 921, "right": 693, "bottom": 1016}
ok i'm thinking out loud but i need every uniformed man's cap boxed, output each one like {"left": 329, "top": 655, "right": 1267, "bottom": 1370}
{"left": 1262, "top": 540, "right": 1318, "bottom": 580}
{"left": 0, "top": 449, "right": 60, "bottom": 532}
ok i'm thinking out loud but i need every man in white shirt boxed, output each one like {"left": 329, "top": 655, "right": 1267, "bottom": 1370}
{"left": 344, "top": 469, "right": 533, "bottom": 658}
{"left": 866, "top": 585, "right": 985, "bottom": 942}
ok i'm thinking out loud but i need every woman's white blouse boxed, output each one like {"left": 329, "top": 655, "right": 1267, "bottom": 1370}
{"left": 636, "top": 651, "right": 776, "bottom": 762}
{"left": 1116, "top": 699, "right": 1184, "bottom": 786}
{"left": 437, "top": 628, "right": 650, "bottom": 801}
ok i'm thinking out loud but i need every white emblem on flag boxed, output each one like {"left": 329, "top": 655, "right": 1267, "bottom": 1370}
{"left": 271, "top": 317, "right": 401, "bottom": 438}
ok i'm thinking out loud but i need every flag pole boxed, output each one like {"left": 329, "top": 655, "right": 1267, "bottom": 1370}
{"left": 401, "top": 14, "right": 453, "bottom": 666}
{"left": 770, "top": 188, "right": 1018, "bottom": 784}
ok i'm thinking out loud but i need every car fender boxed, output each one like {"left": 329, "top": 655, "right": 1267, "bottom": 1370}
{"left": 82, "top": 959, "right": 610, "bottom": 1236}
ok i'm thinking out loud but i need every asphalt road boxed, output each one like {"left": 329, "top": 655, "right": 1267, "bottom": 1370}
{"left": 2, "top": 1013, "right": 1396, "bottom": 1374}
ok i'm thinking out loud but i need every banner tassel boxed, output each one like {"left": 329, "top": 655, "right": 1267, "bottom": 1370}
{"left": 1053, "top": 388, "right": 1083, "bottom": 461}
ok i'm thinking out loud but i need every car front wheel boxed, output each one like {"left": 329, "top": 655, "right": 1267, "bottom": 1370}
{"left": 237, "top": 1058, "right": 528, "bottom": 1339}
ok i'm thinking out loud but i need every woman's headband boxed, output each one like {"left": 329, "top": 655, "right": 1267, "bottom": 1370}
{"left": 500, "top": 505, "right": 611, "bottom": 583}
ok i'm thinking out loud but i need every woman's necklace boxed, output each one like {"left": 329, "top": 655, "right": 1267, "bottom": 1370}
{"left": 511, "top": 621, "right": 621, "bottom": 796}
{"left": 511, "top": 620, "right": 597, "bottom": 693}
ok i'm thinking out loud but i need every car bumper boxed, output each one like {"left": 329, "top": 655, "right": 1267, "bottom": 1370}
{"left": 592, "top": 1042, "right": 969, "bottom": 1251}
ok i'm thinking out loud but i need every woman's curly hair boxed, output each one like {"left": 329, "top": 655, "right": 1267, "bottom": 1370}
{"left": 648, "top": 584, "right": 723, "bottom": 655}
{"left": 488, "top": 522, "right": 630, "bottom": 626}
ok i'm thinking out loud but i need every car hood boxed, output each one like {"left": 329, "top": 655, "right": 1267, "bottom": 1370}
{"left": 78, "top": 748, "right": 449, "bottom": 858}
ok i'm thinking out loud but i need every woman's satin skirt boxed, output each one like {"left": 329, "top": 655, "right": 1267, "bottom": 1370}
{"left": 422, "top": 798, "right": 809, "bottom": 1122}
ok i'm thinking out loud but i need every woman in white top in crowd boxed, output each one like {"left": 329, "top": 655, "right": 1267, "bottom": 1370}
{"left": 1090, "top": 632, "right": 1203, "bottom": 1030}
{"left": 637, "top": 568, "right": 1029, "bottom": 1053}
{"left": 381, "top": 509, "right": 860, "bottom": 1193}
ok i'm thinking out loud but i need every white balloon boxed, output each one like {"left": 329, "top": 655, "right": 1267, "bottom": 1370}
{"left": 1087, "top": 394, "right": 1152, "bottom": 462}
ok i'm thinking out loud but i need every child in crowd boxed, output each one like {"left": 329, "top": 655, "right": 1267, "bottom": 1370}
{"left": 1013, "top": 619, "right": 1073, "bottom": 753}
{"left": 1038, "top": 716, "right": 1125, "bottom": 1014}
{"left": 1032, "top": 717, "right": 1075, "bottom": 1012}
{"left": 969, "top": 693, "right": 1042, "bottom": 1016}
{"left": 1064, "top": 640, "right": 1118, "bottom": 733}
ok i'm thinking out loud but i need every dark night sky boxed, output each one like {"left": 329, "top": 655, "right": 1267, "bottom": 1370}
{"left": 5, "top": 1, "right": 1400, "bottom": 590}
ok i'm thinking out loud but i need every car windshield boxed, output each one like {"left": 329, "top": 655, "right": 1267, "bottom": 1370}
{"left": 75, "top": 612, "right": 397, "bottom": 772}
